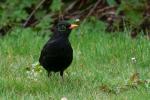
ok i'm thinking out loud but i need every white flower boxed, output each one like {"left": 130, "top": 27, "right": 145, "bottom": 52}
{"left": 131, "top": 57, "right": 136, "bottom": 63}
{"left": 32, "top": 62, "right": 39, "bottom": 68}
{"left": 61, "top": 97, "right": 67, "bottom": 100}
{"left": 31, "top": 69, "right": 34, "bottom": 72}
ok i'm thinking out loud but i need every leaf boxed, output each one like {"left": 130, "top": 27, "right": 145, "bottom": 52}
{"left": 130, "top": 72, "right": 140, "bottom": 83}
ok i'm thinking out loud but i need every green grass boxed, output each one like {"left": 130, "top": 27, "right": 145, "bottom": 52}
{"left": 0, "top": 21, "right": 150, "bottom": 100}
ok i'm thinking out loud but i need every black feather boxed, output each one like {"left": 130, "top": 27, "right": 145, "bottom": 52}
{"left": 39, "top": 21, "right": 73, "bottom": 78}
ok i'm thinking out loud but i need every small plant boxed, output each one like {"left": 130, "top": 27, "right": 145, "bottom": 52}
{"left": 26, "top": 62, "right": 43, "bottom": 81}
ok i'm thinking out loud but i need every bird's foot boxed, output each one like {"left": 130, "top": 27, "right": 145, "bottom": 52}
{"left": 60, "top": 71, "right": 64, "bottom": 81}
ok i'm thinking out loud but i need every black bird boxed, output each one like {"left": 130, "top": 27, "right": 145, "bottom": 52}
{"left": 39, "top": 21, "right": 78, "bottom": 79}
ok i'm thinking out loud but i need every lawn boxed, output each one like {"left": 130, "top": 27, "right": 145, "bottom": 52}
{"left": 0, "top": 21, "right": 150, "bottom": 100}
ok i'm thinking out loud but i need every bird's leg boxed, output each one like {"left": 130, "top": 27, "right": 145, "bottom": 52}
{"left": 48, "top": 71, "right": 51, "bottom": 77}
{"left": 60, "top": 71, "right": 64, "bottom": 80}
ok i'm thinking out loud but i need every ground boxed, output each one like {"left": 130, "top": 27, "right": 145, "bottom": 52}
{"left": 0, "top": 21, "right": 150, "bottom": 100}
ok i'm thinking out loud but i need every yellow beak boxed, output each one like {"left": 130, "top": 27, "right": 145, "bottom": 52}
{"left": 69, "top": 24, "right": 78, "bottom": 29}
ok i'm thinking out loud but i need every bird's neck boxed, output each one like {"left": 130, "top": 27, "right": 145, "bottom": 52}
{"left": 52, "top": 31, "right": 70, "bottom": 39}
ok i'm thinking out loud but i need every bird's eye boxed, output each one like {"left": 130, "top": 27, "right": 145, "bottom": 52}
{"left": 58, "top": 25, "right": 66, "bottom": 31}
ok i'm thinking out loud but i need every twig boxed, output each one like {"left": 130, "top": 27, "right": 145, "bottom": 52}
{"left": 23, "top": 0, "right": 46, "bottom": 27}
{"left": 97, "top": 6, "right": 116, "bottom": 14}
{"left": 79, "top": 0, "right": 101, "bottom": 35}
{"left": 85, "top": 0, "right": 101, "bottom": 19}
{"left": 64, "top": 0, "right": 78, "bottom": 13}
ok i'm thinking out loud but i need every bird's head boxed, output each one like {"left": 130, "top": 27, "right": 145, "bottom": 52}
{"left": 54, "top": 21, "right": 78, "bottom": 37}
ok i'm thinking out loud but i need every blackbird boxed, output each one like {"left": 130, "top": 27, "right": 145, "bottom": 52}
{"left": 39, "top": 21, "right": 78, "bottom": 78}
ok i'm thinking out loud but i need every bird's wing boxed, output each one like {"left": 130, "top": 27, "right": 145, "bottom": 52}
{"left": 39, "top": 38, "right": 65, "bottom": 62}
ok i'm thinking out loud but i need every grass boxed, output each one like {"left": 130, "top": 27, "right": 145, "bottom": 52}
{"left": 0, "top": 21, "right": 150, "bottom": 100}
